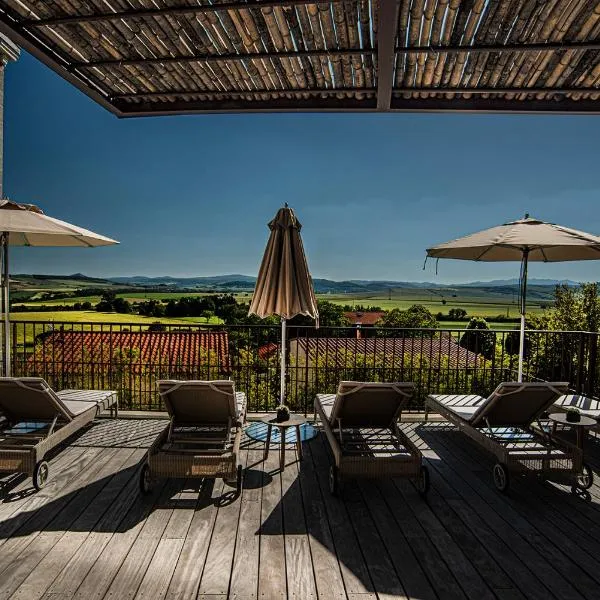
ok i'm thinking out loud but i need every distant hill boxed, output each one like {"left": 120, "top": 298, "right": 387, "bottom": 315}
{"left": 9, "top": 273, "right": 581, "bottom": 296}
{"left": 103, "top": 274, "right": 581, "bottom": 295}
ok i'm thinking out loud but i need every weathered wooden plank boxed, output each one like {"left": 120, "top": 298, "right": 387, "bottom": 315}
{"left": 4, "top": 448, "right": 138, "bottom": 600}
{"left": 71, "top": 478, "right": 170, "bottom": 600}
{"left": 102, "top": 479, "right": 181, "bottom": 599}
{"left": 43, "top": 450, "right": 147, "bottom": 598}
{"left": 391, "top": 476, "right": 497, "bottom": 600}
{"left": 297, "top": 440, "right": 346, "bottom": 599}
{"left": 163, "top": 478, "right": 224, "bottom": 600}
{"left": 133, "top": 537, "right": 184, "bottom": 600}
{"left": 281, "top": 451, "right": 318, "bottom": 599}
{"left": 257, "top": 442, "right": 286, "bottom": 600}
{"left": 356, "top": 479, "right": 437, "bottom": 600}
{"left": 308, "top": 432, "right": 375, "bottom": 596}
{"left": 229, "top": 449, "right": 262, "bottom": 600}
{"left": 420, "top": 423, "right": 585, "bottom": 600}
{"left": 197, "top": 462, "right": 245, "bottom": 597}
{"left": 440, "top": 426, "right": 600, "bottom": 599}
{"left": 0, "top": 447, "right": 110, "bottom": 582}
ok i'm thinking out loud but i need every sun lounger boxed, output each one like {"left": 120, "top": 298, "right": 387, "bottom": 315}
{"left": 140, "top": 380, "right": 247, "bottom": 495}
{"left": 0, "top": 377, "right": 118, "bottom": 489}
{"left": 426, "top": 382, "right": 585, "bottom": 493}
{"left": 315, "top": 381, "right": 428, "bottom": 496}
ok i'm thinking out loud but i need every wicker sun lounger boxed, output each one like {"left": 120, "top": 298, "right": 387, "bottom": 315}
{"left": 315, "top": 381, "right": 429, "bottom": 496}
{"left": 0, "top": 377, "right": 118, "bottom": 490}
{"left": 426, "top": 382, "right": 586, "bottom": 493}
{"left": 140, "top": 380, "right": 247, "bottom": 495}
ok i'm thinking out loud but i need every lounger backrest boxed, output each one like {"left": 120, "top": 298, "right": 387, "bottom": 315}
{"left": 329, "top": 381, "right": 415, "bottom": 427}
{"left": 0, "top": 377, "right": 72, "bottom": 422}
{"left": 158, "top": 380, "right": 237, "bottom": 425}
{"left": 471, "top": 381, "right": 569, "bottom": 427}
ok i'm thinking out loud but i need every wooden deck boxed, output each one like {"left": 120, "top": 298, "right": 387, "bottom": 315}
{"left": 1, "top": 418, "right": 600, "bottom": 600}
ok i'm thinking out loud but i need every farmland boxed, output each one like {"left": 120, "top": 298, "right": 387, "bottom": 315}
{"left": 9, "top": 274, "right": 556, "bottom": 330}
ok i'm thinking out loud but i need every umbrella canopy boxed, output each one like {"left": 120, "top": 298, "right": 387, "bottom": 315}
{"left": 249, "top": 205, "right": 318, "bottom": 321}
{"left": 426, "top": 216, "right": 600, "bottom": 262}
{"left": 0, "top": 200, "right": 118, "bottom": 247}
{"left": 0, "top": 200, "right": 119, "bottom": 375}
{"left": 249, "top": 205, "right": 318, "bottom": 405}
{"left": 426, "top": 216, "right": 600, "bottom": 382}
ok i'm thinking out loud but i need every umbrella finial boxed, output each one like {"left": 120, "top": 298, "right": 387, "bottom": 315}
{"left": 284, "top": 202, "right": 289, "bottom": 208}
{"left": 524, "top": 212, "right": 529, "bottom": 219}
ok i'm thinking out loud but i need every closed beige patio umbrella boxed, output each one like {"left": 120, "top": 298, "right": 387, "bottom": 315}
{"left": 249, "top": 205, "right": 318, "bottom": 404}
{"left": 427, "top": 215, "right": 600, "bottom": 382}
{"left": 0, "top": 200, "right": 118, "bottom": 375}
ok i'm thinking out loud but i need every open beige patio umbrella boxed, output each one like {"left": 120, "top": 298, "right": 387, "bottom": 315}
{"left": 426, "top": 215, "right": 600, "bottom": 382}
{"left": 0, "top": 199, "right": 119, "bottom": 376}
{"left": 249, "top": 204, "right": 318, "bottom": 404}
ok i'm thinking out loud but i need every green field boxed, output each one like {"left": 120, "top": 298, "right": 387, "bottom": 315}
{"left": 317, "top": 292, "right": 542, "bottom": 320}
{"left": 10, "top": 311, "right": 221, "bottom": 347}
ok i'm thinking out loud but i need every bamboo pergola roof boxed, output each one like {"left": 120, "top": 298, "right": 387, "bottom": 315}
{"left": 1, "top": 1, "right": 600, "bottom": 117}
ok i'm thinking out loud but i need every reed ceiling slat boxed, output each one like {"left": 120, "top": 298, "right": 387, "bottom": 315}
{"left": 0, "top": 0, "right": 598, "bottom": 116}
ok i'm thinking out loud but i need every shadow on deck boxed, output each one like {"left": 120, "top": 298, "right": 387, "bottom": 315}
{"left": 0, "top": 418, "right": 600, "bottom": 599}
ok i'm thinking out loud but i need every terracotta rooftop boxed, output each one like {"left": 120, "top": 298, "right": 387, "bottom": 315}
{"left": 292, "top": 335, "right": 484, "bottom": 369}
{"left": 344, "top": 311, "right": 386, "bottom": 326}
{"left": 27, "top": 330, "right": 230, "bottom": 374}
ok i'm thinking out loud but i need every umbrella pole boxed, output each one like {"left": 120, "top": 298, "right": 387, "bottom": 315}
{"left": 280, "top": 317, "right": 286, "bottom": 405}
{"left": 1, "top": 233, "right": 9, "bottom": 377}
{"left": 518, "top": 249, "right": 529, "bottom": 383}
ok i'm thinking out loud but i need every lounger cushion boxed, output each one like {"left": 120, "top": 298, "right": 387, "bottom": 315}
{"left": 57, "top": 389, "right": 117, "bottom": 413}
{"left": 428, "top": 394, "right": 486, "bottom": 422}
{"left": 554, "top": 394, "right": 600, "bottom": 419}
{"left": 316, "top": 394, "right": 336, "bottom": 421}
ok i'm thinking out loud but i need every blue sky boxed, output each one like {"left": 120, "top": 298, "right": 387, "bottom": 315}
{"left": 4, "top": 51, "right": 600, "bottom": 283}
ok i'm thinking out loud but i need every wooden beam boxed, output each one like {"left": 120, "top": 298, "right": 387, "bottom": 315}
{"left": 377, "top": 0, "right": 400, "bottom": 111}
{"left": 111, "top": 87, "right": 377, "bottom": 101}
{"left": 75, "top": 48, "right": 374, "bottom": 70}
{"left": 397, "top": 40, "right": 600, "bottom": 54}
{"left": 24, "top": 0, "right": 350, "bottom": 27}
{"left": 392, "top": 86, "right": 599, "bottom": 95}
{"left": 390, "top": 96, "right": 600, "bottom": 114}
{"left": 112, "top": 85, "right": 600, "bottom": 102}
{"left": 114, "top": 95, "right": 377, "bottom": 117}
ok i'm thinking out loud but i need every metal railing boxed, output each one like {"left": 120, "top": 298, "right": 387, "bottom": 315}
{"left": 9, "top": 320, "right": 600, "bottom": 414}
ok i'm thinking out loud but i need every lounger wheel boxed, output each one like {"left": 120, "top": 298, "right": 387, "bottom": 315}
{"left": 415, "top": 465, "right": 430, "bottom": 496}
{"left": 492, "top": 463, "right": 509, "bottom": 493}
{"left": 329, "top": 465, "right": 342, "bottom": 496}
{"left": 33, "top": 460, "right": 49, "bottom": 491}
{"left": 140, "top": 463, "right": 153, "bottom": 495}
{"left": 576, "top": 463, "right": 594, "bottom": 490}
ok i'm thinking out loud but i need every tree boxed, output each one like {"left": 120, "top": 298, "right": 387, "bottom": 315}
{"left": 113, "top": 297, "right": 132, "bottom": 314}
{"left": 378, "top": 305, "right": 438, "bottom": 336}
{"left": 448, "top": 308, "right": 467, "bottom": 320}
{"left": 460, "top": 317, "right": 496, "bottom": 358}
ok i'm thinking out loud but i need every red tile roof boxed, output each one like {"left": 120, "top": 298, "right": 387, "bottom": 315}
{"left": 292, "top": 336, "right": 484, "bottom": 369}
{"left": 344, "top": 311, "right": 386, "bottom": 326}
{"left": 28, "top": 330, "right": 230, "bottom": 374}
{"left": 258, "top": 342, "right": 279, "bottom": 361}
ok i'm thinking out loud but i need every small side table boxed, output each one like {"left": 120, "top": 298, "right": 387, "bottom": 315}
{"left": 548, "top": 412, "right": 596, "bottom": 489}
{"left": 261, "top": 415, "right": 307, "bottom": 472}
